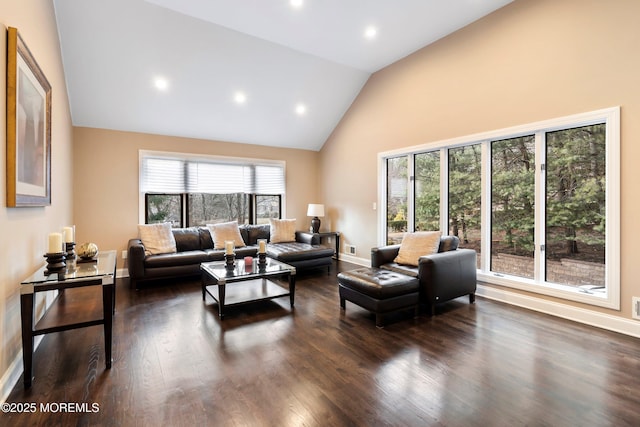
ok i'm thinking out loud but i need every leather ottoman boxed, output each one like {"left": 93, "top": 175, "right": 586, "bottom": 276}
{"left": 337, "top": 268, "right": 419, "bottom": 328}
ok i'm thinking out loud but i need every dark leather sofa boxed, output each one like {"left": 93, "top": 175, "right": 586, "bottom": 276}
{"left": 127, "top": 224, "right": 334, "bottom": 289}
{"left": 371, "top": 236, "right": 477, "bottom": 315}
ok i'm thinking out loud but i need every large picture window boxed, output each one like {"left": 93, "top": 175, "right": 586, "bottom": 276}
{"left": 449, "top": 144, "right": 482, "bottom": 267}
{"left": 491, "top": 135, "right": 535, "bottom": 279}
{"left": 139, "top": 152, "right": 285, "bottom": 227}
{"left": 379, "top": 108, "right": 620, "bottom": 309}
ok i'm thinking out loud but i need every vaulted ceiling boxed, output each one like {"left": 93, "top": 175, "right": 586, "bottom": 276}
{"left": 53, "top": 0, "right": 513, "bottom": 151}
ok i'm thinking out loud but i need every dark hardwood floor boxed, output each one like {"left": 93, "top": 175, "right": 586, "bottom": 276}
{"left": 4, "top": 260, "right": 640, "bottom": 426}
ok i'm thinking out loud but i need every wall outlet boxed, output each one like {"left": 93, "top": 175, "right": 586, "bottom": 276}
{"left": 633, "top": 297, "right": 640, "bottom": 320}
{"left": 344, "top": 244, "right": 356, "bottom": 255}
{"left": 122, "top": 250, "right": 128, "bottom": 260}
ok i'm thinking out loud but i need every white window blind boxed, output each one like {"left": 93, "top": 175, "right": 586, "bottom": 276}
{"left": 141, "top": 155, "right": 285, "bottom": 194}
{"left": 141, "top": 158, "right": 186, "bottom": 193}
{"left": 252, "top": 165, "right": 285, "bottom": 194}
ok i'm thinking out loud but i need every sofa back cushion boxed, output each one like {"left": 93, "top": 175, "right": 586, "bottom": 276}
{"left": 172, "top": 228, "right": 202, "bottom": 252}
{"left": 199, "top": 227, "right": 214, "bottom": 250}
{"left": 438, "top": 235, "right": 460, "bottom": 252}
{"left": 243, "top": 224, "right": 271, "bottom": 245}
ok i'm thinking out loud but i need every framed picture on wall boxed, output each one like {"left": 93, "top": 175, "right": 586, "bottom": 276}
{"left": 6, "top": 26, "right": 52, "bottom": 207}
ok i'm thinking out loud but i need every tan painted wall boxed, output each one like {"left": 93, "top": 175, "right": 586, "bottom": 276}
{"left": 319, "top": 0, "right": 640, "bottom": 319}
{"left": 0, "top": 1, "right": 73, "bottom": 394}
{"left": 72, "top": 127, "right": 319, "bottom": 269}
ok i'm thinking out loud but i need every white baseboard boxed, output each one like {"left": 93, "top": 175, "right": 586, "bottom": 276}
{"left": 1, "top": 335, "right": 44, "bottom": 404}
{"left": 116, "top": 268, "right": 128, "bottom": 279}
{"left": 477, "top": 284, "right": 640, "bottom": 338}
{"left": 0, "top": 350, "right": 24, "bottom": 404}
{"left": 338, "top": 253, "right": 369, "bottom": 267}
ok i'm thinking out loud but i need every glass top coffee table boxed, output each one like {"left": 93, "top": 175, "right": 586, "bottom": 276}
{"left": 201, "top": 258, "right": 296, "bottom": 319}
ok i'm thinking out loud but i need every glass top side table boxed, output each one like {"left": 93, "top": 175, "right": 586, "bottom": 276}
{"left": 20, "top": 250, "right": 117, "bottom": 388}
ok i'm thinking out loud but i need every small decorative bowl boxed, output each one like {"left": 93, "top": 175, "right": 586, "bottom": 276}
{"left": 78, "top": 242, "right": 99, "bottom": 259}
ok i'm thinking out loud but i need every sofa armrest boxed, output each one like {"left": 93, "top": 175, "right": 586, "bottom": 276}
{"left": 418, "top": 249, "right": 477, "bottom": 303}
{"left": 127, "top": 238, "right": 146, "bottom": 279}
{"left": 296, "top": 231, "right": 320, "bottom": 245}
{"left": 371, "top": 245, "right": 401, "bottom": 268}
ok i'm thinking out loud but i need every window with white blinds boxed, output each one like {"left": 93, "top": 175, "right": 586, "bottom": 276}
{"left": 140, "top": 154, "right": 285, "bottom": 195}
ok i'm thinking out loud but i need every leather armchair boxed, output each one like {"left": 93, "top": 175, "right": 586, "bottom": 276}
{"left": 371, "top": 237, "right": 477, "bottom": 315}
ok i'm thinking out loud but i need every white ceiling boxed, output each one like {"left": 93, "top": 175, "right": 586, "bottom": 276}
{"left": 53, "top": 0, "right": 513, "bottom": 151}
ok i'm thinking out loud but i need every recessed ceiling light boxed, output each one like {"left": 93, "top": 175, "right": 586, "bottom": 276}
{"left": 154, "top": 77, "right": 169, "bottom": 91}
{"left": 290, "top": 0, "right": 303, "bottom": 8}
{"left": 364, "top": 26, "right": 378, "bottom": 40}
{"left": 295, "top": 103, "right": 307, "bottom": 116}
{"left": 234, "top": 91, "right": 247, "bottom": 104}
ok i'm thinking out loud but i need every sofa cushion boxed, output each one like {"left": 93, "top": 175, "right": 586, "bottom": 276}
{"left": 172, "top": 228, "right": 201, "bottom": 252}
{"left": 144, "top": 250, "right": 209, "bottom": 268}
{"left": 380, "top": 263, "right": 419, "bottom": 278}
{"left": 207, "top": 221, "right": 246, "bottom": 250}
{"left": 270, "top": 218, "right": 296, "bottom": 243}
{"left": 394, "top": 231, "right": 441, "bottom": 266}
{"left": 267, "top": 242, "right": 334, "bottom": 262}
{"left": 138, "top": 222, "right": 177, "bottom": 256}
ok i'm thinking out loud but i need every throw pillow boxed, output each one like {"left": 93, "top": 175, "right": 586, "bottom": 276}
{"left": 207, "top": 221, "right": 246, "bottom": 250}
{"left": 138, "top": 222, "right": 177, "bottom": 256}
{"left": 394, "top": 231, "right": 442, "bottom": 267}
{"left": 269, "top": 218, "right": 296, "bottom": 243}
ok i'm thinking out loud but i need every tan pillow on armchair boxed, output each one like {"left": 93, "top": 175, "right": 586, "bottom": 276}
{"left": 394, "top": 231, "right": 442, "bottom": 266}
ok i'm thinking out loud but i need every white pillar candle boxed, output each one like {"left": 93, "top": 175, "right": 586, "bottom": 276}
{"left": 48, "top": 232, "right": 63, "bottom": 253}
{"left": 258, "top": 239, "right": 266, "bottom": 254}
{"left": 225, "top": 241, "right": 234, "bottom": 255}
{"left": 63, "top": 226, "right": 75, "bottom": 243}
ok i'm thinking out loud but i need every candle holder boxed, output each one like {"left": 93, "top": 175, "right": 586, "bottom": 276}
{"left": 225, "top": 253, "right": 235, "bottom": 269}
{"left": 258, "top": 252, "right": 267, "bottom": 265}
{"left": 65, "top": 242, "right": 77, "bottom": 270}
{"left": 44, "top": 252, "right": 66, "bottom": 275}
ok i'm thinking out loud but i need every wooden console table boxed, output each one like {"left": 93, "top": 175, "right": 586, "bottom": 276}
{"left": 20, "top": 250, "right": 116, "bottom": 388}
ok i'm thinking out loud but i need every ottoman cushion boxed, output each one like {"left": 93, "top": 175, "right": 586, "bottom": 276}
{"left": 337, "top": 268, "right": 419, "bottom": 299}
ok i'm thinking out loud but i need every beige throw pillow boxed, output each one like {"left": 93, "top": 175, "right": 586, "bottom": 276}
{"left": 138, "top": 222, "right": 177, "bottom": 256}
{"left": 269, "top": 218, "right": 296, "bottom": 243}
{"left": 394, "top": 231, "right": 442, "bottom": 267}
{"left": 207, "top": 221, "right": 246, "bottom": 250}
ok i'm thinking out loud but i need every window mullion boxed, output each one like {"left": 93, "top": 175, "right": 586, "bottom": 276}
{"left": 535, "top": 132, "right": 546, "bottom": 283}
{"left": 480, "top": 140, "right": 491, "bottom": 272}
{"left": 408, "top": 154, "right": 416, "bottom": 232}
{"left": 440, "top": 148, "right": 449, "bottom": 234}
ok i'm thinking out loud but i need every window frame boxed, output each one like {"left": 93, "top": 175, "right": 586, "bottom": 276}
{"left": 144, "top": 193, "right": 184, "bottom": 227}
{"left": 139, "top": 151, "right": 286, "bottom": 227}
{"left": 378, "top": 107, "right": 620, "bottom": 309}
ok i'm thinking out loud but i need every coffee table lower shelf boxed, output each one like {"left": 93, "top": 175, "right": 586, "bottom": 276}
{"left": 203, "top": 278, "right": 294, "bottom": 318}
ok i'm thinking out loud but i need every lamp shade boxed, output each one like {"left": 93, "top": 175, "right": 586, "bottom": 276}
{"left": 307, "top": 204, "right": 325, "bottom": 217}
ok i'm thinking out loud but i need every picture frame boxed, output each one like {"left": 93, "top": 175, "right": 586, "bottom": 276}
{"left": 6, "top": 27, "right": 52, "bottom": 207}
